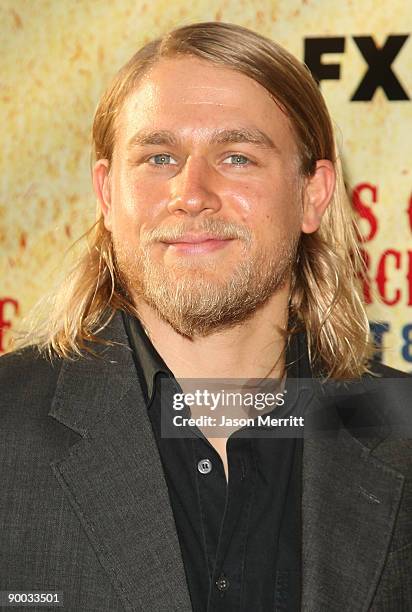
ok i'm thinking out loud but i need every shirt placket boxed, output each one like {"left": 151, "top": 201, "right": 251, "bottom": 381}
{"left": 200, "top": 438, "right": 255, "bottom": 612}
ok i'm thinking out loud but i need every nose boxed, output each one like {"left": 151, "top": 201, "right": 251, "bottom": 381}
{"left": 167, "top": 157, "right": 222, "bottom": 217}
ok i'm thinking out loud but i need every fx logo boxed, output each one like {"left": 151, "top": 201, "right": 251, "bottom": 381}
{"left": 304, "top": 35, "right": 410, "bottom": 101}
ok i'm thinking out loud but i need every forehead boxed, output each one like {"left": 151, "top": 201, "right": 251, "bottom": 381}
{"left": 115, "top": 56, "right": 297, "bottom": 153}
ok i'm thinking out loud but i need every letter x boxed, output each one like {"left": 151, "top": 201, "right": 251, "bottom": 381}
{"left": 351, "top": 35, "right": 410, "bottom": 101}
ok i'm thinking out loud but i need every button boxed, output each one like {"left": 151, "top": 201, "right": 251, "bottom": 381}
{"left": 216, "top": 575, "right": 230, "bottom": 591}
{"left": 197, "top": 458, "right": 212, "bottom": 474}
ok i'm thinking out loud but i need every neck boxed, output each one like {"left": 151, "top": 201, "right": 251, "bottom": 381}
{"left": 132, "top": 283, "right": 290, "bottom": 382}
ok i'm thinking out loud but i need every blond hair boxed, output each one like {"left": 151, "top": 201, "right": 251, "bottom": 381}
{"left": 14, "top": 22, "right": 372, "bottom": 378}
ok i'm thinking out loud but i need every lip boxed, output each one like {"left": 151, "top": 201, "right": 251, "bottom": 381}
{"left": 161, "top": 234, "right": 234, "bottom": 254}
{"left": 163, "top": 233, "right": 231, "bottom": 244}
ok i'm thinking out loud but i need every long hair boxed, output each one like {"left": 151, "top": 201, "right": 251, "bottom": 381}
{"left": 14, "top": 21, "right": 372, "bottom": 378}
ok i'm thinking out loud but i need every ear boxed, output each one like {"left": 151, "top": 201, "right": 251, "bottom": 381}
{"left": 301, "top": 160, "right": 335, "bottom": 234}
{"left": 92, "top": 159, "right": 113, "bottom": 232}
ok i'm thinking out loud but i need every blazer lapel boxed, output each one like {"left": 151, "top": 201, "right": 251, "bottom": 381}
{"left": 48, "top": 312, "right": 192, "bottom": 612}
{"left": 301, "top": 392, "right": 405, "bottom": 612}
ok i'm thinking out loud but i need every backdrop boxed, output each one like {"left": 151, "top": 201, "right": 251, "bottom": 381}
{"left": 1, "top": 0, "right": 411, "bottom": 370}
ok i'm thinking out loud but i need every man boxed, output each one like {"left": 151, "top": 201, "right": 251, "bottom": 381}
{"left": 1, "top": 21, "right": 411, "bottom": 612}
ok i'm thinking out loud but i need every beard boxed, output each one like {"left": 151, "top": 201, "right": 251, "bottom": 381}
{"left": 113, "top": 218, "right": 300, "bottom": 338}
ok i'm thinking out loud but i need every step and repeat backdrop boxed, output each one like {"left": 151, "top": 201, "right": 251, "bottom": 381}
{"left": 1, "top": 0, "right": 411, "bottom": 370}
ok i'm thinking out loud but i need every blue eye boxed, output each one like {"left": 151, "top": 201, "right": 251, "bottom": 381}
{"left": 149, "top": 154, "right": 177, "bottom": 165}
{"left": 223, "top": 154, "right": 250, "bottom": 166}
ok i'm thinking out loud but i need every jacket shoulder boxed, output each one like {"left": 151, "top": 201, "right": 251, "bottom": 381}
{"left": 358, "top": 360, "right": 412, "bottom": 472}
{"left": 367, "top": 359, "right": 412, "bottom": 379}
{"left": 0, "top": 346, "right": 63, "bottom": 419}
{"left": 327, "top": 360, "right": 412, "bottom": 455}
{"left": 0, "top": 344, "right": 62, "bottom": 381}
{"left": 365, "top": 360, "right": 412, "bottom": 415}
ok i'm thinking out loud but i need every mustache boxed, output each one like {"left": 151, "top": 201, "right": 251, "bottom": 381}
{"left": 143, "top": 219, "right": 253, "bottom": 244}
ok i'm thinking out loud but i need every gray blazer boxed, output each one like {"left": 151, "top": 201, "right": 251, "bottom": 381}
{"left": 0, "top": 311, "right": 411, "bottom": 611}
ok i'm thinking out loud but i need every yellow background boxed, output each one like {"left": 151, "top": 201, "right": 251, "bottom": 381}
{"left": 1, "top": 0, "right": 411, "bottom": 369}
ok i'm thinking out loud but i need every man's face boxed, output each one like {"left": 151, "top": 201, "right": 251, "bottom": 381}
{"left": 96, "top": 56, "right": 309, "bottom": 337}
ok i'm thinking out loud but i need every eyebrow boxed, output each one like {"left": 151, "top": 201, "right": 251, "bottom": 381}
{"left": 126, "top": 127, "right": 280, "bottom": 153}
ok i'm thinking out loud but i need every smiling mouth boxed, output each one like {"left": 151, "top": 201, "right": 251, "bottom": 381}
{"left": 162, "top": 234, "right": 234, "bottom": 254}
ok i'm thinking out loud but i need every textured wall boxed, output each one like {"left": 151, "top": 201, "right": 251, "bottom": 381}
{"left": 1, "top": 0, "right": 411, "bottom": 369}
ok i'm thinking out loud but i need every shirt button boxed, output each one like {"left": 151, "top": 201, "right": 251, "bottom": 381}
{"left": 216, "top": 575, "right": 230, "bottom": 591}
{"left": 197, "top": 458, "right": 212, "bottom": 474}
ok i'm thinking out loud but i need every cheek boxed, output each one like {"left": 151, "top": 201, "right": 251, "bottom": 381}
{"left": 223, "top": 182, "right": 268, "bottom": 224}
{"left": 110, "top": 176, "right": 152, "bottom": 237}
{"left": 229, "top": 180, "right": 295, "bottom": 226}
{"left": 120, "top": 170, "right": 169, "bottom": 218}
{"left": 252, "top": 192, "right": 303, "bottom": 242}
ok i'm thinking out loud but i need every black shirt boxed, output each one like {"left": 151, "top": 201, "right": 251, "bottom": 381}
{"left": 123, "top": 311, "right": 311, "bottom": 612}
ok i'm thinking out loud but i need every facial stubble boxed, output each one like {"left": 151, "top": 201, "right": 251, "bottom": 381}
{"left": 113, "top": 223, "right": 300, "bottom": 338}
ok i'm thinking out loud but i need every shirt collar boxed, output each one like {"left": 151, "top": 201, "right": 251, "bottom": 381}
{"left": 122, "top": 310, "right": 173, "bottom": 405}
{"left": 122, "top": 310, "right": 312, "bottom": 406}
